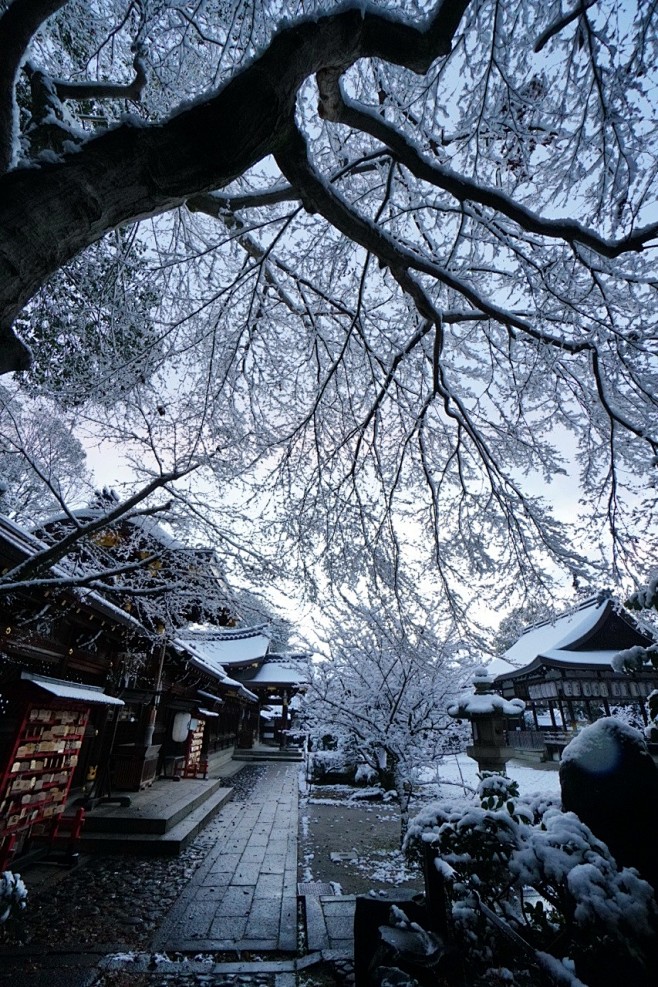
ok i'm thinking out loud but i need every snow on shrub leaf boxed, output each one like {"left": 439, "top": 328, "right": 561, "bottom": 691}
{"left": 405, "top": 771, "right": 657, "bottom": 979}
{"left": 0, "top": 872, "right": 28, "bottom": 925}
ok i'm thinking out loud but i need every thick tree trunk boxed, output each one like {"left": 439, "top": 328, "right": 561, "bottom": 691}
{"left": 0, "top": 0, "right": 470, "bottom": 372}
{"left": 0, "top": 69, "right": 284, "bottom": 367}
{"left": 0, "top": 0, "right": 69, "bottom": 175}
{"left": 376, "top": 750, "right": 412, "bottom": 847}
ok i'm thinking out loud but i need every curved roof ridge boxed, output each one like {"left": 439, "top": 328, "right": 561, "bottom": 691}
{"left": 181, "top": 622, "right": 271, "bottom": 641}
{"left": 503, "top": 595, "right": 611, "bottom": 663}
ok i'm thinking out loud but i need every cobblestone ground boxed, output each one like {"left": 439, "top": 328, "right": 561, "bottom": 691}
{"left": 2, "top": 769, "right": 397, "bottom": 986}
{"left": 1, "top": 767, "right": 357, "bottom": 987}
{"left": 3, "top": 767, "right": 268, "bottom": 953}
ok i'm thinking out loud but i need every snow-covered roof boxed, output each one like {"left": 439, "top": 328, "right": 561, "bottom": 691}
{"left": 0, "top": 514, "right": 146, "bottom": 633}
{"left": 240, "top": 656, "right": 308, "bottom": 687}
{"left": 219, "top": 674, "right": 258, "bottom": 702}
{"left": 494, "top": 594, "right": 656, "bottom": 681}
{"left": 20, "top": 671, "right": 124, "bottom": 706}
{"left": 485, "top": 656, "right": 519, "bottom": 677}
{"left": 175, "top": 633, "right": 260, "bottom": 701}
{"left": 502, "top": 596, "right": 610, "bottom": 664}
{"left": 73, "top": 585, "right": 147, "bottom": 632}
{"left": 37, "top": 506, "right": 194, "bottom": 552}
{"left": 175, "top": 624, "right": 271, "bottom": 667}
{"left": 127, "top": 514, "right": 188, "bottom": 550}
{"left": 0, "top": 513, "right": 49, "bottom": 557}
{"left": 538, "top": 648, "right": 619, "bottom": 666}
{"left": 197, "top": 688, "right": 224, "bottom": 706}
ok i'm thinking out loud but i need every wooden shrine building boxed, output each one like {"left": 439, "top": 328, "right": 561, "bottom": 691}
{"left": 0, "top": 511, "right": 300, "bottom": 868}
{"left": 493, "top": 593, "right": 658, "bottom": 762}
{"left": 174, "top": 626, "right": 308, "bottom": 748}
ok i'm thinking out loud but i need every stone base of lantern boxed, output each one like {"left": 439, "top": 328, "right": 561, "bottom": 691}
{"left": 466, "top": 744, "right": 514, "bottom": 774}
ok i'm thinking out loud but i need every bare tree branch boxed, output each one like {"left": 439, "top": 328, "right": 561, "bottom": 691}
{"left": 0, "top": 467, "right": 194, "bottom": 587}
{"left": 52, "top": 46, "right": 147, "bottom": 102}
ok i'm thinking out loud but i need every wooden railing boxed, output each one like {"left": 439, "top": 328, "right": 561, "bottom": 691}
{"left": 507, "top": 729, "right": 574, "bottom": 750}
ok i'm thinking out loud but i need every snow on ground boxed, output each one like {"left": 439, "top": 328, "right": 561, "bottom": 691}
{"left": 351, "top": 849, "right": 418, "bottom": 886}
{"left": 435, "top": 752, "right": 562, "bottom": 798}
{"left": 299, "top": 755, "right": 561, "bottom": 893}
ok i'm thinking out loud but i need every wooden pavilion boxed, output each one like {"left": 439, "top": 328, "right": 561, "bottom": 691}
{"left": 493, "top": 593, "right": 658, "bottom": 761}
{"left": 0, "top": 512, "right": 292, "bottom": 867}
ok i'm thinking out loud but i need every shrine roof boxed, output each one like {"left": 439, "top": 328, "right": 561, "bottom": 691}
{"left": 175, "top": 624, "right": 271, "bottom": 668}
{"left": 0, "top": 515, "right": 147, "bottom": 633}
{"left": 238, "top": 656, "right": 308, "bottom": 687}
{"left": 502, "top": 596, "right": 610, "bottom": 664}
{"left": 494, "top": 594, "right": 655, "bottom": 683}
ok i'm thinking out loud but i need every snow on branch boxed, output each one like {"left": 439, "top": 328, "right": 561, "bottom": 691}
{"left": 0, "top": 467, "right": 194, "bottom": 590}
{"left": 275, "top": 119, "right": 534, "bottom": 332}
{"left": 325, "top": 85, "right": 658, "bottom": 259}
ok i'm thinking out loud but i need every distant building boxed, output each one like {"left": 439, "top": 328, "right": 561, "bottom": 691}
{"left": 175, "top": 625, "right": 308, "bottom": 747}
{"left": 493, "top": 593, "right": 658, "bottom": 762}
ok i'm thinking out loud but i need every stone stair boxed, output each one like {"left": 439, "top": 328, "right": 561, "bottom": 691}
{"left": 232, "top": 746, "right": 304, "bottom": 763}
{"left": 79, "top": 776, "right": 234, "bottom": 855}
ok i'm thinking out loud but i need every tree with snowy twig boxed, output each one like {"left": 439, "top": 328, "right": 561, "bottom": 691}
{"left": 0, "top": 0, "right": 654, "bottom": 619}
{"left": 302, "top": 586, "right": 473, "bottom": 841}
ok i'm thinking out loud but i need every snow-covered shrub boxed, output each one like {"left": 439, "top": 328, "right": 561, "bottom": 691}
{"left": 647, "top": 690, "right": 658, "bottom": 742}
{"left": 404, "top": 773, "right": 657, "bottom": 983}
{"left": 309, "top": 748, "right": 357, "bottom": 783}
{"left": 0, "top": 871, "right": 27, "bottom": 925}
{"left": 608, "top": 703, "right": 646, "bottom": 732}
{"left": 355, "top": 762, "right": 379, "bottom": 785}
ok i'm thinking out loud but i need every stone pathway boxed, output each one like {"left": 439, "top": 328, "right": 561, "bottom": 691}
{"left": 303, "top": 893, "right": 356, "bottom": 955}
{"left": 154, "top": 763, "right": 298, "bottom": 952}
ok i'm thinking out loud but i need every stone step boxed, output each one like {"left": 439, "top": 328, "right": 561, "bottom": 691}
{"left": 83, "top": 777, "right": 228, "bottom": 834}
{"left": 233, "top": 750, "right": 304, "bottom": 762}
{"left": 79, "top": 785, "right": 233, "bottom": 854}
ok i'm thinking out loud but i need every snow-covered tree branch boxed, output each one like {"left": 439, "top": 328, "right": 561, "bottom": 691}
{"left": 0, "top": 0, "right": 656, "bottom": 617}
{"left": 302, "top": 588, "right": 473, "bottom": 838}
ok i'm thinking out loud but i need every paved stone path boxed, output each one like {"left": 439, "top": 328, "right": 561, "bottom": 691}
{"left": 154, "top": 762, "right": 298, "bottom": 953}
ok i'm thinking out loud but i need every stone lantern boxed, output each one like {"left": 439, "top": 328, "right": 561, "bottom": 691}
{"left": 448, "top": 667, "right": 525, "bottom": 774}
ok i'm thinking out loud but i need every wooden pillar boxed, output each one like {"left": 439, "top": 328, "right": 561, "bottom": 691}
{"left": 279, "top": 688, "right": 289, "bottom": 749}
{"left": 555, "top": 698, "right": 566, "bottom": 729}
{"left": 566, "top": 699, "right": 576, "bottom": 729}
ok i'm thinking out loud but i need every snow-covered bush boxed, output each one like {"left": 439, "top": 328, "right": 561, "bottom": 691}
{"left": 355, "top": 762, "right": 379, "bottom": 785}
{"left": 308, "top": 748, "right": 357, "bottom": 783}
{"left": 404, "top": 773, "right": 657, "bottom": 983}
{"left": 647, "top": 690, "right": 658, "bottom": 742}
{"left": 0, "top": 871, "right": 27, "bottom": 925}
